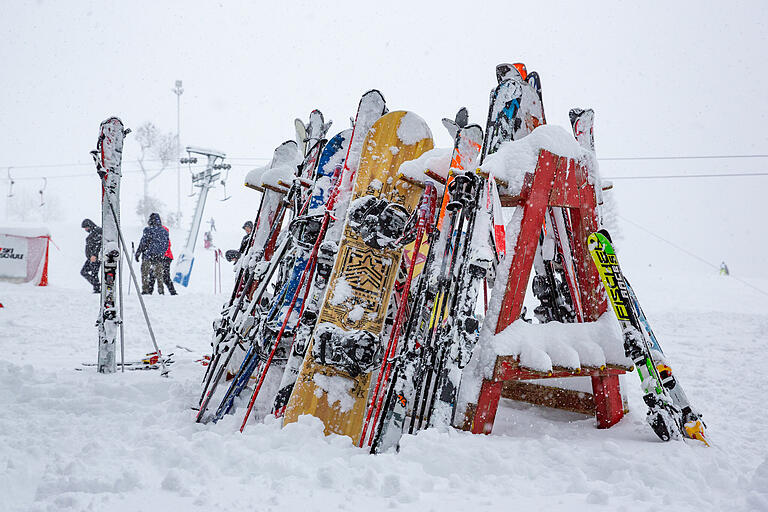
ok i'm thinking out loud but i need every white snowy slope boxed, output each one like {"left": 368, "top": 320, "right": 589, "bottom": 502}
{"left": 1, "top": 221, "right": 767, "bottom": 512}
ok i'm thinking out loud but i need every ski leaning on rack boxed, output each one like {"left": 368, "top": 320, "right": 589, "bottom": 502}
{"left": 624, "top": 275, "right": 709, "bottom": 445}
{"left": 368, "top": 121, "right": 485, "bottom": 453}
{"left": 588, "top": 230, "right": 709, "bottom": 445}
{"left": 236, "top": 128, "right": 349, "bottom": 431}
{"left": 93, "top": 117, "right": 130, "bottom": 374}
{"left": 196, "top": 140, "right": 302, "bottom": 422}
{"left": 201, "top": 111, "right": 333, "bottom": 424}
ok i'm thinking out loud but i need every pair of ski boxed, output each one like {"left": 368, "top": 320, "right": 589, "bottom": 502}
{"left": 198, "top": 93, "right": 390, "bottom": 428}
{"left": 197, "top": 111, "right": 330, "bottom": 422}
{"left": 80, "top": 352, "right": 174, "bottom": 371}
{"left": 365, "top": 63, "right": 552, "bottom": 452}
{"left": 589, "top": 231, "right": 709, "bottom": 446}
{"left": 92, "top": 117, "right": 169, "bottom": 376}
{"left": 529, "top": 108, "right": 596, "bottom": 325}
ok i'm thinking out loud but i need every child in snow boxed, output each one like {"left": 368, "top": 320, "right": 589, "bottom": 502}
{"left": 161, "top": 224, "right": 177, "bottom": 295}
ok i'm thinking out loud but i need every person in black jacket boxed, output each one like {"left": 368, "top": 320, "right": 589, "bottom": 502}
{"left": 239, "top": 220, "right": 253, "bottom": 254}
{"left": 135, "top": 213, "right": 169, "bottom": 294}
{"left": 81, "top": 218, "right": 102, "bottom": 293}
{"left": 226, "top": 220, "right": 254, "bottom": 264}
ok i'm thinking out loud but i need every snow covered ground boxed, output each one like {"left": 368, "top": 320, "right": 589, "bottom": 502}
{"left": 2, "top": 220, "right": 768, "bottom": 512}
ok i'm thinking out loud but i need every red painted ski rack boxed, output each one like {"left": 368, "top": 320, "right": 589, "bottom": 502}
{"left": 463, "top": 149, "right": 629, "bottom": 435}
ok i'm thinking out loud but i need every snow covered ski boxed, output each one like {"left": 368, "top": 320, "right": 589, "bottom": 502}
{"left": 92, "top": 117, "right": 129, "bottom": 374}
{"left": 588, "top": 230, "right": 709, "bottom": 445}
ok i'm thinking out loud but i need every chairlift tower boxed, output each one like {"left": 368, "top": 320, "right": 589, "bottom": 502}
{"left": 173, "top": 146, "right": 230, "bottom": 287}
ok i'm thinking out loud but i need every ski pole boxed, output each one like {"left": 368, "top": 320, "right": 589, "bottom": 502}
{"left": 127, "top": 242, "right": 135, "bottom": 295}
{"left": 119, "top": 237, "right": 125, "bottom": 372}
{"left": 98, "top": 184, "right": 168, "bottom": 377}
{"left": 422, "top": 178, "right": 483, "bottom": 429}
{"left": 360, "top": 184, "right": 435, "bottom": 447}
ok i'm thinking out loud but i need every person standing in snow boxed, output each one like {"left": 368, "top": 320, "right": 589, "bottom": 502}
{"left": 135, "top": 213, "right": 169, "bottom": 294}
{"left": 80, "top": 218, "right": 102, "bottom": 293}
{"left": 239, "top": 220, "right": 253, "bottom": 255}
{"left": 160, "top": 224, "right": 177, "bottom": 295}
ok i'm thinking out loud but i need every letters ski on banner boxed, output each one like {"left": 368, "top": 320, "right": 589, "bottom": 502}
{"left": 0, "top": 226, "right": 51, "bottom": 286}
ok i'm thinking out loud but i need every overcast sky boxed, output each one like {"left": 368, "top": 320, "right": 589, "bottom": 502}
{"left": 2, "top": 1, "right": 767, "bottom": 280}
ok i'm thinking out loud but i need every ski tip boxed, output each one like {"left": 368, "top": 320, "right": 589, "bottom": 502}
{"left": 455, "top": 107, "right": 469, "bottom": 128}
{"left": 684, "top": 420, "right": 710, "bottom": 447}
{"left": 598, "top": 229, "right": 612, "bottom": 243}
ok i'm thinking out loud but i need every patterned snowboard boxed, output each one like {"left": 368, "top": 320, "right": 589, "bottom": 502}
{"left": 283, "top": 111, "right": 434, "bottom": 442}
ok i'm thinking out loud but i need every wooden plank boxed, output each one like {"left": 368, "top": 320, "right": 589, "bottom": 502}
{"left": 493, "top": 355, "right": 629, "bottom": 382}
{"left": 495, "top": 152, "right": 563, "bottom": 332}
{"left": 471, "top": 379, "right": 503, "bottom": 434}
{"left": 263, "top": 183, "right": 289, "bottom": 195}
{"left": 424, "top": 168, "right": 446, "bottom": 184}
{"left": 501, "top": 381, "right": 595, "bottom": 416}
{"left": 397, "top": 173, "right": 426, "bottom": 189}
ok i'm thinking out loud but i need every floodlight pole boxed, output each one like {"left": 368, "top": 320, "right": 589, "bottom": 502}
{"left": 173, "top": 80, "right": 184, "bottom": 220}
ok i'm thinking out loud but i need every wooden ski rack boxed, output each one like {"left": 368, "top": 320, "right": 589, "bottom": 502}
{"left": 463, "top": 149, "right": 628, "bottom": 435}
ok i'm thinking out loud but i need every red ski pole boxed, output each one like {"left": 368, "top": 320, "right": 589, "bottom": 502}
{"left": 359, "top": 184, "right": 436, "bottom": 447}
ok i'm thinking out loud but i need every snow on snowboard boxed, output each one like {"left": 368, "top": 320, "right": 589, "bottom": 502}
{"left": 282, "top": 111, "right": 434, "bottom": 442}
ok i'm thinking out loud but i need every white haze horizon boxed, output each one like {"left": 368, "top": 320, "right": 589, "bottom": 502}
{"left": 2, "top": 0, "right": 767, "bottom": 283}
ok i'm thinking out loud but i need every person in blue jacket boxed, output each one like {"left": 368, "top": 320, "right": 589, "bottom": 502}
{"left": 135, "top": 213, "right": 169, "bottom": 294}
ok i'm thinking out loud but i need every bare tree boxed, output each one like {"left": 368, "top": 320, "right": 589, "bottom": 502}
{"left": 134, "top": 122, "right": 178, "bottom": 222}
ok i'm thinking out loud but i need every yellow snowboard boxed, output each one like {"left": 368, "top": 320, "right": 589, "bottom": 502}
{"left": 283, "top": 111, "right": 434, "bottom": 443}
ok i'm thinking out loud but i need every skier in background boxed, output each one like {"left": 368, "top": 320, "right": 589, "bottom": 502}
{"left": 239, "top": 220, "right": 253, "bottom": 254}
{"left": 161, "top": 224, "right": 177, "bottom": 295}
{"left": 135, "top": 213, "right": 169, "bottom": 294}
{"left": 80, "top": 218, "right": 102, "bottom": 293}
{"left": 720, "top": 261, "right": 730, "bottom": 276}
{"left": 225, "top": 220, "right": 253, "bottom": 264}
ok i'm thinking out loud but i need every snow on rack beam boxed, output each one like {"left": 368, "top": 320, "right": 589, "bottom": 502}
{"left": 493, "top": 356, "right": 631, "bottom": 381}
{"left": 480, "top": 312, "right": 632, "bottom": 376}
{"left": 478, "top": 124, "right": 593, "bottom": 197}
{"left": 244, "top": 165, "right": 268, "bottom": 191}
{"left": 396, "top": 147, "right": 452, "bottom": 186}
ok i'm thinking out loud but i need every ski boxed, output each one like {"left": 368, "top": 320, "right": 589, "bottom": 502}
{"left": 624, "top": 276, "right": 709, "bottom": 445}
{"left": 197, "top": 140, "right": 302, "bottom": 417}
{"left": 81, "top": 352, "right": 175, "bottom": 370}
{"left": 371, "top": 121, "right": 484, "bottom": 452}
{"left": 588, "top": 230, "right": 697, "bottom": 443}
{"left": 202, "top": 112, "right": 333, "bottom": 423}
